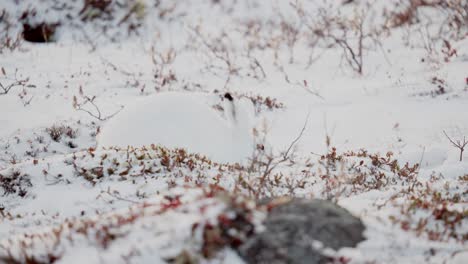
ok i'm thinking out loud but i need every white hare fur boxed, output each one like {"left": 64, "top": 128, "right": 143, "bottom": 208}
{"left": 98, "top": 92, "right": 255, "bottom": 164}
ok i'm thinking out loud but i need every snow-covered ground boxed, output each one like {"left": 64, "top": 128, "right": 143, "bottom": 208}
{"left": 0, "top": 0, "right": 467, "bottom": 263}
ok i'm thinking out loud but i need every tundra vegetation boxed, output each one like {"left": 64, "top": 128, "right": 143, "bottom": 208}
{"left": 0, "top": 0, "right": 467, "bottom": 263}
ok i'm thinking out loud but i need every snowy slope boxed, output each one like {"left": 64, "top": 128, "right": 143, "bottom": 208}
{"left": 0, "top": 0, "right": 467, "bottom": 263}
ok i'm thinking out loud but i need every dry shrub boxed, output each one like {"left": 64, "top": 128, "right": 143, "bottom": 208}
{"left": 71, "top": 145, "right": 242, "bottom": 186}
{"left": 386, "top": 0, "right": 468, "bottom": 39}
{"left": 213, "top": 91, "right": 284, "bottom": 114}
{"left": 385, "top": 0, "right": 467, "bottom": 66}
{"left": 199, "top": 186, "right": 260, "bottom": 258}
{"left": 389, "top": 176, "right": 468, "bottom": 242}
{"left": 45, "top": 124, "right": 78, "bottom": 142}
{"left": 318, "top": 148, "right": 421, "bottom": 200}
{"left": 150, "top": 46, "right": 178, "bottom": 92}
{"left": 189, "top": 27, "right": 267, "bottom": 88}
{"left": 0, "top": 185, "right": 263, "bottom": 263}
{"left": 0, "top": 169, "right": 31, "bottom": 197}
{"left": 0, "top": 10, "right": 23, "bottom": 53}
{"left": 240, "top": 94, "right": 284, "bottom": 114}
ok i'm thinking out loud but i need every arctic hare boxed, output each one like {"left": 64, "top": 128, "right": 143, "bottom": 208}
{"left": 98, "top": 92, "right": 254, "bottom": 164}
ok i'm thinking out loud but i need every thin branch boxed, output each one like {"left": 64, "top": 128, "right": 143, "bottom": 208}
{"left": 101, "top": 188, "right": 139, "bottom": 204}
{"left": 73, "top": 95, "right": 124, "bottom": 121}
{"left": 0, "top": 69, "right": 30, "bottom": 95}
{"left": 443, "top": 130, "right": 467, "bottom": 161}
{"left": 282, "top": 111, "right": 310, "bottom": 161}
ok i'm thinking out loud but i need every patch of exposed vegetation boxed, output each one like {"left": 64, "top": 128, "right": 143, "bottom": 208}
{"left": 0, "top": 169, "right": 31, "bottom": 197}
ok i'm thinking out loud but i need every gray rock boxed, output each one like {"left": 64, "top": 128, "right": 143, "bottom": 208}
{"left": 238, "top": 198, "right": 365, "bottom": 264}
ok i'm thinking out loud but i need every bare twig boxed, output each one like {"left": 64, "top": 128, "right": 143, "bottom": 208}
{"left": 73, "top": 87, "right": 123, "bottom": 121}
{"left": 278, "top": 66, "right": 324, "bottom": 99}
{"left": 0, "top": 68, "right": 31, "bottom": 95}
{"left": 150, "top": 45, "right": 177, "bottom": 91}
{"left": 443, "top": 130, "right": 467, "bottom": 161}
{"left": 282, "top": 111, "right": 310, "bottom": 161}
{"left": 80, "top": 28, "right": 98, "bottom": 52}
{"left": 100, "top": 57, "right": 134, "bottom": 76}
{"left": 100, "top": 187, "right": 139, "bottom": 204}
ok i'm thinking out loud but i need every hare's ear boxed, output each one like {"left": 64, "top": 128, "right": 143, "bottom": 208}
{"left": 224, "top": 92, "right": 234, "bottom": 102}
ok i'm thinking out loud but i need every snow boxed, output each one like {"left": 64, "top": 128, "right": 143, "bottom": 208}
{"left": 0, "top": 0, "right": 467, "bottom": 263}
